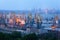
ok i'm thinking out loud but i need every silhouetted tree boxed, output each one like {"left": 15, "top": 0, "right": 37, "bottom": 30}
{"left": 21, "top": 33, "right": 38, "bottom": 40}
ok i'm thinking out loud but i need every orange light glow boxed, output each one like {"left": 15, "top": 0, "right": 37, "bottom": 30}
{"left": 16, "top": 17, "right": 25, "bottom": 26}
{"left": 51, "top": 25, "right": 56, "bottom": 30}
{"left": 16, "top": 18, "right": 21, "bottom": 23}
{"left": 20, "top": 20, "right": 25, "bottom": 24}
{"left": 9, "top": 19, "right": 13, "bottom": 24}
{"left": 20, "top": 20, "right": 25, "bottom": 26}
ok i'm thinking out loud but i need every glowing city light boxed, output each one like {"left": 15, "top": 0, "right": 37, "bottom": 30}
{"left": 19, "top": 20, "right": 25, "bottom": 26}
{"left": 9, "top": 19, "right": 13, "bottom": 24}
{"left": 56, "top": 20, "right": 58, "bottom": 24}
{"left": 20, "top": 20, "right": 25, "bottom": 25}
{"left": 16, "top": 18, "right": 21, "bottom": 23}
{"left": 54, "top": 16, "right": 59, "bottom": 24}
{"left": 51, "top": 25, "right": 56, "bottom": 30}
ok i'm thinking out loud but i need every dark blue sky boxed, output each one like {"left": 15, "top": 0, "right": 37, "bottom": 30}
{"left": 0, "top": 0, "right": 60, "bottom": 10}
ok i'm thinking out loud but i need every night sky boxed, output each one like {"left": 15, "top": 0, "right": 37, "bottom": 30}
{"left": 0, "top": 0, "right": 60, "bottom": 10}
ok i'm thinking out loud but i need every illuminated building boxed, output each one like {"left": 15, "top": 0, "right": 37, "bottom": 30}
{"left": 0, "top": 14, "right": 3, "bottom": 18}
{"left": 22, "top": 12, "right": 26, "bottom": 20}
{"left": 34, "top": 13, "right": 37, "bottom": 23}
{"left": 53, "top": 16, "right": 59, "bottom": 27}
{"left": 15, "top": 16, "right": 25, "bottom": 27}
{"left": 35, "top": 13, "right": 42, "bottom": 29}
{"left": 16, "top": 18, "right": 21, "bottom": 23}
{"left": 0, "top": 16, "right": 6, "bottom": 28}
{"left": 20, "top": 20, "right": 25, "bottom": 25}
{"left": 9, "top": 18, "right": 14, "bottom": 24}
{"left": 51, "top": 25, "right": 56, "bottom": 30}
{"left": 27, "top": 13, "right": 33, "bottom": 27}
{"left": 34, "top": 13, "right": 42, "bottom": 30}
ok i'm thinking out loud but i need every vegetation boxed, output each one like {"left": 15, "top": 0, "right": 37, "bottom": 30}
{"left": 0, "top": 31, "right": 58, "bottom": 40}
{"left": 21, "top": 33, "right": 38, "bottom": 40}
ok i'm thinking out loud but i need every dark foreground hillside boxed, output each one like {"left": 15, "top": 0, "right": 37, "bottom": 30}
{"left": 0, "top": 30, "right": 59, "bottom": 40}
